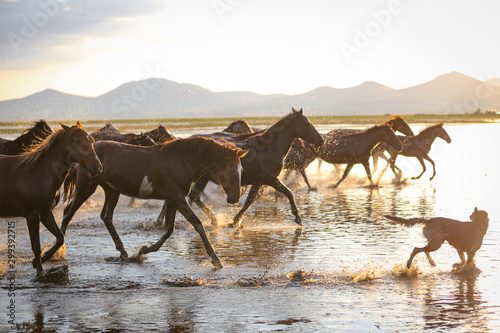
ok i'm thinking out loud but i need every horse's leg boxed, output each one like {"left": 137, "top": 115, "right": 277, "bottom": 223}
{"left": 26, "top": 213, "right": 44, "bottom": 276}
{"left": 40, "top": 212, "right": 64, "bottom": 262}
{"left": 283, "top": 169, "right": 293, "bottom": 183}
{"left": 362, "top": 161, "right": 374, "bottom": 186}
{"left": 188, "top": 177, "right": 218, "bottom": 225}
{"left": 155, "top": 201, "right": 167, "bottom": 227}
{"left": 330, "top": 163, "right": 354, "bottom": 188}
{"left": 175, "top": 198, "right": 222, "bottom": 268}
{"left": 411, "top": 155, "right": 427, "bottom": 180}
{"left": 100, "top": 186, "right": 128, "bottom": 260}
{"left": 61, "top": 177, "right": 99, "bottom": 235}
{"left": 139, "top": 202, "right": 176, "bottom": 255}
{"left": 267, "top": 178, "right": 302, "bottom": 226}
{"left": 232, "top": 184, "right": 262, "bottom": 228}
{"left": 299, "top": 167, "right": 315, "bottom": 190}
{"left": 423, "top": 154, "right": 436, "bottom": 180}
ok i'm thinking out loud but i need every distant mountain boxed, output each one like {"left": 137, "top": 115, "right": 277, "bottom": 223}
{"left": 1, "top": 72, "right": 499, "bottom": 121}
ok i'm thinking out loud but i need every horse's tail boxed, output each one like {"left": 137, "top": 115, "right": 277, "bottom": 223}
{"left": 383, "top": 215, "right": 428, "bottom": 227}
{"left": 62, "top": 164, "right": 77, "bottom": 202}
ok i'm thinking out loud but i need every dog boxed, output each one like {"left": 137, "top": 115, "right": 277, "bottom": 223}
{"left": 384, "top": 207, "right": 489, "bottom": 269}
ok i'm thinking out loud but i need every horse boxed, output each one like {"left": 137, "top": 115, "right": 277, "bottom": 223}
{"left": 315, "top": 115, "right": 414, "bottom": 174}
{"left": 61, "top": 137, "right": 247, "bottom": 268}
{"left": 143, "top": 125, "right": 176, "bottom": 143}
{"left": 318, "top": 124, "right": 402, "bottom": 188}
{"left": 175, "top": 108, "right": 324, "bottom": 228}
{"left": 0, "top": 120, "right": 53, "bottom": 155}
{"left": 0, "top": 122, "right": 102, "bottom": 277}
{"left": 90, "top": 130, "right": 156, "bottom": 146}
{"left": 98, "top": 122, "right": 120, "bottom": 134}
{"left": 373, "top": 123, "right": 451, "bottom": 181}
{"left": 223, "top": 119, "right": 259, "bottom": 134}
{"left": 282, "top": 138, "right": 319, "bottom": 190}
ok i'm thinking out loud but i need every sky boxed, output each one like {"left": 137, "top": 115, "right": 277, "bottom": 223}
{"left": 0, "top": 0, "right": 499, "bottom": 101}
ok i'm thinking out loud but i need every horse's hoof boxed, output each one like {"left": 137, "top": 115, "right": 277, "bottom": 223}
{"left": 406, "top": 261, "right": 412, "bottom": 269}
{"left": 294, "top": 216, "right": 303, "bottom": 226}
{"left": 138, "top": 246, "right": 148, "bottom": 255}
{"left": 308, "top": 187, "right": 318, "bottom": 191}
{"left": 120, "top": 253, "right": 129, "bottom": 261}
{"left": 212, "top": 258, "right": 223, "bottom": 269}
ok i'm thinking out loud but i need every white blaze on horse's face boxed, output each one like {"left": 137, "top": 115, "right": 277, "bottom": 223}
{"left": 139, "top": 175, "right": 154, "bottom": 198}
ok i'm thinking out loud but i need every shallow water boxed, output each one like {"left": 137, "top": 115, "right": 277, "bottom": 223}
{"left": 1, "top": 123, "right": 500, "bottom": 332}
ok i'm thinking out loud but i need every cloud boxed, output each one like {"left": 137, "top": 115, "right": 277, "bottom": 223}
{"left": 0, "top": 0, "right": 167, "bottom": 70}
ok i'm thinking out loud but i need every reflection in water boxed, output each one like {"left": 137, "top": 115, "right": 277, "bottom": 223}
{"left": 421, "top": 273, "right": 489, "bottom": 331}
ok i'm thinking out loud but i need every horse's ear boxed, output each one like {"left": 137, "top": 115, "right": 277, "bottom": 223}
{"left": 292, "top": 108, "right": 297, "bottom": 112}
{"left": 60, "top": 123, "right": 71, "bottom": 132}
{"left": 237, "top": 149, "right": 248, "bottom": 158}
{"left": 474, "top": 207, "right": 478, "bottom": 212}
{"left": 293, "top": 108, "right": 303, "bottom": 115}
{"left": 75, "top": 121, "right": 84, "bottom": 129}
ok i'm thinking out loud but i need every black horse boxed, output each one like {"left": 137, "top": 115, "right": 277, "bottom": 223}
{"left": 0, "top": 120, "right": 53, "bottom": 155}
{"left": 168, "top": 108, "right": 324, "bottom": 228}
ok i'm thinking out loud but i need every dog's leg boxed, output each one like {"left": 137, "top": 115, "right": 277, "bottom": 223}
{"left": 407, "top": 240, "right": 443, "bottom": 268}
{"left": 452, "top": 250, "right": 466, "bottom": 268}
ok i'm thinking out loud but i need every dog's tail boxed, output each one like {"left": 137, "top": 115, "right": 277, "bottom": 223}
{"left": 383, "top": 215, "right": 428, "bottom": 227}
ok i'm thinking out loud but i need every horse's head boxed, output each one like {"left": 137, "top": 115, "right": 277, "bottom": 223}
{"left": 387, "top": 115, "right": 414, "bottom": 136}
{"left": 62, "top": 122, "right": 102, "bottom": 176}
{"left": 157, "top": 125, "right": 176, "bottom": 143}
{"left": 212, "top": 140, "right": 248, "bottom": 204}
{"left": 33, "top": 120, "right": 54, "bottom": 139}
{"left": 380, "top": 125, "right": 402, "bottom": 152}
{"left": 290, "top": 108, "right": 324, "bottom": 147}
{"left": 224, "top": 119, "right": 254, "bottom": 134}
{"left": 131, "top": 133, "right": 156, "bottom": 146}
{"left": 436, "top": 123, "right": 452, "bottom": 144}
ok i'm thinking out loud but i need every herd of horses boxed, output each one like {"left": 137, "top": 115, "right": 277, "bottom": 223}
{"left": 0, "top": 109, "right": 451, "bottom": 277}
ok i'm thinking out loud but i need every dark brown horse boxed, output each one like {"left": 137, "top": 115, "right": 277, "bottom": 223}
{"left": 318, "top": 124, "right": 402, "bottom": 188}
{"left": 61, "top": 137, "right": 247, "bottom": 268}
{"left": 90, "top": 123, "right": 156, "bottom": 146}
{"left": 373, "top": 123, "right": 451, "bottom": 181}
{"left": 0, "top": 120, "right": 53, "bottom": 155}
{"left": 181, "top": 108, "right": 324, "bottom": 227}
{"left": 315, "top": 115, "right": 414, "bottom": 174}
{"left": 143, "top": 125, "right": 176, "bottom": 143}
{"left": 0, "top": 123, "right": 102, "bottom": 276}
{"left": 223, "top": 119, "right": 260, "bottom": 134}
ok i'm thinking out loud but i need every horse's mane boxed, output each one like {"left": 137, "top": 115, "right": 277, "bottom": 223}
{"left": 18, "top": 125, "right": 80, "bottom": 169}
{"left": 417, "top": 123, "right": 443, "bottom": 137}
{"left": 19, "top": 120, "right": 52, "bottom": 139}
{"left": 159, "top": 136, "right": 242, "bottom": 160}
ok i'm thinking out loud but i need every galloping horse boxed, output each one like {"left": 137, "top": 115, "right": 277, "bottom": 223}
{"left": 284, "top": 116, "right": 413, "bottom": 189}
{"left": 315, "top": 115, "right": 414, "bottom": 173}
{"left": 183, "top": 108, "right": 324, "bottom": 227}
{"left": 318, "top": 124, "right": 402, "bottom": 188}
{"left": 61, "top": 137, "right": 247, "bottom": 268}
{"left": 0, "top": 120, "right": 53, "bottom": 155}
{"left": 372, "top": 123, "right": 451, "bottom": 181}
{"left": 0, "top": 123, "right": 102, "bottom": 276}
